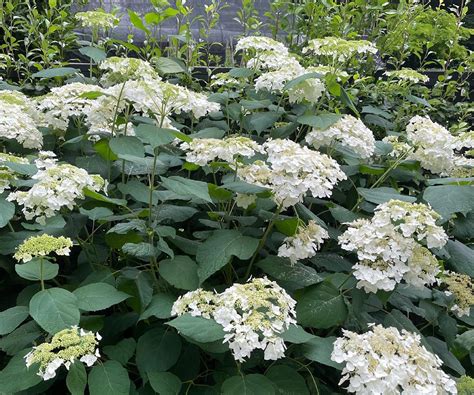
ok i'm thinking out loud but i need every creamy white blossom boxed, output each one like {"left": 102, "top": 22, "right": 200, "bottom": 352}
{"left": 278, "top": 220, "right": 329, "bottom": 264}
{"left": 235, "top": 193, "right": 257, "bottom": 209}
{"left": 99, "top": 57, "right": 161, "bottom": 86}
{"left": 385, "top": 68, "right": 429, "bottom": 83}
{"left": 441, "top": 271, "right": 474, "bottom": 318}
{"left": 306, "top": 115, "right": 375, "bottom": 158}
{"left": 303, "top": 37, "right": 378, "bottom": 62}
{"left": 331, "top": 324, "right": 457, "bottom": 394}
{"left": 75, "top": 10, "right": 118, "bottom": 29}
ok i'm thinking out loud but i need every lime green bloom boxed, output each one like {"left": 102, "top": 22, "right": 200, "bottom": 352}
{"left": 14, "top": 234, "right": 73, "bottom": 262}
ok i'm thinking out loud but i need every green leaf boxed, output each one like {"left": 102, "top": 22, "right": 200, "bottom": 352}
{"left": 265, "top": 365, "right": 309, "bottom": 395}
{"left": 161, "top": 176, "right": 213, "bottom": 203}
{"left": 425, "top": 336, "right": 465, "bottom": 375}
{"left": 122, "top": 242, "right": 157, "bottom": 259}
{"left": 0, "top": 306, "right": 29, "bottom": 335}
{"left": 127, "top": 9, "right": 150, "bottom": 34}
{"left": 296, "top": 283, "right": 347, "bottom": 329}
{"left": 222, "top": 180, "right": 268, "bottom": 194}
{"left": 79, "top": 46, "right": 106, "bottom": 62}
{"left": 134, "top": 124, "right": 177, "bottom": 149}
{"left": 297, "top": 113, "right": 342, "bottom": 130}
{"left": 73, "top": 283, "right": 130, "bottom": 312}
{"left": 84, "top": 189, "right": 127, "bottom": 206}
{"left": 257, "top": 256, "right": 323, "bottom": 289}
{"left": 454, "top": 329, "right": 474, "bottom": 354}
{"left": 222, "top": 374, "right": 275, "bottom": 395}
{"left": 283, "top": 72, "right": 323, "bottom": 91}
{"left": 0, "top": 197, "right": 15, "bottom": 228}
{"left": 103, "top": 338, "right": 136, "bottom": 366}
{"left": 357, "top": 187, "right": 416, "bottom": 204}
{"left": 444, "top": 240, "right": 474, "bottom": 277}
{"left": 0, "top": 349, "right": 42, "bottom": 393}
{"left": 158, "top": 255, "right": 199, "bottom": 290}
{"left": 155, "top": 57, "right": 187, "bottom": 74}
{"left": 139, "top": 293, "right": 175, "bottom": 320}
{"left": 281, "top": 325, "right": 315, "bottom": 344}
{"left": 32, "top": 67, "right": 79, "bottom": 78}
{"left": 109, "top": 136, "right": 145, "bottom": 158}
{"left": 66, "top": 361, "right": 87, "bottom": 395}
{"left": 246, "top": 111, "right": 281, "bottom": 134}
{"left": 196, "top": 230, "right": 259, "bottom": 282}
{"left": 136, "top": 328, "right": 182, "bottom": 375}
{"left": 167, "top": 314, "right": 225, "bottom": 343}
{"left": 423, "top": 185, "right": 474, "bottom": 220}
{"left": 15, "top": 259, "right": 59, "bottom": 281}
{"left": 29, "top": 288, "right": 80, "bottom": 333}
{"left": 228, "top": 67, "right": 253, "bottom": 78}
{"left": 148, "top": 371, "right": 182, "bottom": 395}
{"left": 302, "top": 336, "right": 342, "bottom": 369}
{"left": 88, "top": 360, "right": 130, "bottom": 395}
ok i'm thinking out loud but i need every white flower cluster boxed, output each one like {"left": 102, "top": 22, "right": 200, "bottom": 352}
{"left": 385, "top": 68, "right": 429, "bottom": 83}
{"left": 99, "top": 56, "right": 161, "bottom": 86}
{"left": 36, "top": 82, "right": 103, "bottom": 132}
{"left": 0, "top": 91, "right": 43, "bottom": 149}
{"left": 305, "top": 115, "right": 375, "bottom": 158}
{"left": 210, "top": 72, "right": 241, "bottom": 88}
{"left": 7, "top": 152, "right": 106, "bottom": 224}
{"left": 441, "top": 271, "right": 473, "bottom": 318}
{"left": 25, "top": 326, "right": 101, "bottom": 381}
{"left": 339, "top": 199, "right": 447, "bottom": 293}
{"left": 75, "top": 10, "right": 118, "bottom": 30}
{"left": 235, "top": 36, "right": 289, "bottom": 60}
{"left": 278, "top": 220, "right": 329, "bottom": 264}
{"left": 0, "top": 153, "right": 29, "bottom": 193}
{"left": 235, "top": 193, "right": 257, "bottom": 209}
{"left": 171, "top": 277, "right": 297, "bottom": 362}
{"left": 303, "top": 37, "right": 378, "bottom": 62}
{"left": 237, "top": 139, "right": 346, "bottom": 208}
{"left": 331, "top": 324, "right": 457, "bottom": 394}
{"left": 180, "top": 136, "right": 264, "bottom": 166}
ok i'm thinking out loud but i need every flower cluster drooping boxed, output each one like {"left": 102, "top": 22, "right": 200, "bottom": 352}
{"left": 303, "top": 37, "right": 378, "bottom": 62}
{"left": 441, "top": 271, "right": 474, "bottom": 318}
{"left": 305, "top": 115, "right": 376, "bottom": 158}
{"left": 0, "top": 153, "right": 29, "bottom": 193}
{"left": 180, "top": 136, "right": 264, "bottom": 166}
{"left": 25, "top": 326, "right": 101, "bottom": 381}
{"left": 238, "top": 139, "right": 346, "bottom": 208}
{"left": 385, "top": 68, "right": 429, "bottom": 83}
{"left": 331, "top": 324, "right": 457, "bottom": 394}
{"left": 99, "top": 57, "right": 161, "bottom": 86}
{"left": 7, "top": 152, "right": 106, "bottom": 224}
{"left": 75, "top": 10, "right": 118, "bottom": 30}
{"left": 171, "top": 277, "right": 297, "bottom": 362}
{"left": 36, "top": 82, "right": 103, "bottom": 132}
{"left": 339, "top": 200, "right": 447, "bottom": 293}
{"left": 14, "top": 234, "right": 73, "bottom": 263}
{"left": 278, "top": 220, "right": 329, "bottom": 264}
{"left": 0, "top": 91, "right": 43, "bottom": 149}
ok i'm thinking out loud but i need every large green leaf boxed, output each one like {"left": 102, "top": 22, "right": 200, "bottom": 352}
{"left": 148, "top": 371, "right": 182, "bottom": 395}
{"left": 139, "top": 293, "right": 175, "bottom": 320}
{"left": 444, "top": 240, "right": 474, "bottom": 277}
{"left": 88, "top": 361, "right": 130, "bottom": 395}
{"left": 79, "top": 46, "right": 106, "bottom": 62}
{"left": 134, "top": 124, "right": 177, "bottom": 149}
{"left": 0, "top": 197, "right": 15, "bottom": 228}
{"left": 423, "top": 185, "right": 474, "bottom": 220}
{"left": 196, "top": 230, "right": 259, "bottom": 282}
{"left": 297, "top": 113, "right": 342, "bottom": 130}
{"left": 296, "top": 283, "right": 347, "bottom": 329}
{"left": 32, "top": 67, "right": 78, "bottom": 78}
{"left": 66, "top": 361, "right": 87, "bottom": 395}
{"left": 357, "top": 187, "right": 416, "bottom": 205}
{"left": 0, "top": 349, "right": 42, "bottom": 393}
{"left": 0, "top": 306, "right": 29, "bottom": 335}
{"left": 29, "top": 288, "right": 80, "bottom": 333}
{"left": 103, "top": 338, "right": 136, "bottom": 366}
{"left": 302, "top": 336, "right": 342, "bottom": 369}
{"left": 161, "top": 176, "right": 213, "bottom": 203}
{"left": 222, "top": 374, "right": 275, "bottom": 395}
{"left": 265, "top": 365, "right": 309, "bottom": 395}
{"left": 73, "top": 283, "right": 130, "bottom": 312}
{"left": 15, "top": 259, "right": 59, "bottom": 281}
{"left": 109, "top": 136, "right": 145, "bottom": 158}
{"left": 167, "top": 314, "right": 225, "bottom": 343}
{"left": 280, "top": 325, "right": 315, "bottom": 344}
{"left": 159, "top": 255, "right": 199, "bottom": 290}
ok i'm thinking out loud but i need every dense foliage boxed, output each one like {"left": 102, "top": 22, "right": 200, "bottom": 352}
{"left": 0, "top": 0, "right": 473, "bottom": 394}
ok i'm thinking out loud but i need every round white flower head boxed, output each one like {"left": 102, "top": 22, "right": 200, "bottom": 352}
{"left": 237, "top": 139, "right": 346, "bottom": 208}
{"left": 303, "top": 37, "right": 378, "bottom": 62}
{"left": 382, "top": 135, "right": 413, "bottom": 158}
{"left": 235, "top": 36, "right": 289, "bottom": 56}
{"left": 36, "top": 83, "right": 103, "bottom": 132}
{"left": 385, "top": 68, "right": 429, "bottom": 83}
{"left": 180, "top": 136, "right": 264, "bottom": 167}
{"left": 331, "top": 324, "right": 457, "bottom": 394}
{"left": 14, "top": 234, "right": 73, "bottom": 263}
{"left": 306, "top": 115, "right": 375, "bottom": 158}
{"left": 441, "top": 271, "right": 474, "bottom": 318}
{"left": 0, "top": 91, "right": 43, "bottom": 149}
{"left": 278, "top": 220, "right": 329, "bottom": 264}
{"left": 0, "top": 153, "right": 29, "bottom": 193}
{"left": 210, "top": 72, "right": 241, "bottom": 88}
{"left": 24, "top": 326, "right": 101, "bottom": 381}
{"left": 99, "top": 57, "right": 161, "bottom": 86}
{"left": 406, "top": 115, "right": 454, "bottom": 175}
{"left": 235, "top": 193, "right": 257, "bottom": 209}
{"left": 7, "top": 153, "right": 106, "bottom": 224}
{"left": 452, "top": 131, "right": 474, "bottom": 151}
{"left": 171, "top": 277, "right": 297, "bottom": 362}
{"left": 75, "top": 10, "right": 119, "bottom": 30}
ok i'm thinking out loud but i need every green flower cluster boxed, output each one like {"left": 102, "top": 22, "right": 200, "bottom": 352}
{"left": 14, "top": 234, "right": 73, "bottom": 263}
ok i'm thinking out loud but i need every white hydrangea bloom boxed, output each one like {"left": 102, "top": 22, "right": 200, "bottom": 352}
{"left": 0, "top": 91, "right": 43, "bottom": 149}
{"left": 331, "top": 324, "right": 458, "bottom": 394}
{"left": 171, "top": 277, "right": 297, "bottom": 362}
{"left": 441, "top": 271, "right": 474, "bottom": 318}
{"left": 235, "top": 36, "right": 289, "bottom": 56}
{"left": 235, "top": 193, "right": 257, "bottom": 209}
{"left": 303, "top": 37, "right": 378, "bottom": 62}
{"left": 180, "top": 136, "right": 264, "bottom": 166}
{"left": 7, "top": 152, "right": 106, "bottom": 224}
{"left": 36, "top": 82, "right": 103, "bottom": 132}
{"left": 306, "top": 115, "right": 375, "bottom": 158}
{"left": 278, "top": 220, "right": 329, "bottom": 264}
{"left": 405, "top": 115, "right": 455, "bottom": 175}
{"left": 452, "top": 131, "right": 474, "bottom": 151}
{"left": 339, "top": 200, "right": 447, "bottom": 293}
{"left": 237, "top": 139, "right": 346, "bottom": 208}
{"left": 99, "top": 57, "right": 161, "bottom": 86}
{"left": 75, "top": 10, "right": 118, "bottom": 29}
{"left": 210, "top": 72, "right": 241, "bottom": 87}
{"left": 385, "top": 68, "right": 429, "bottom": 83}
